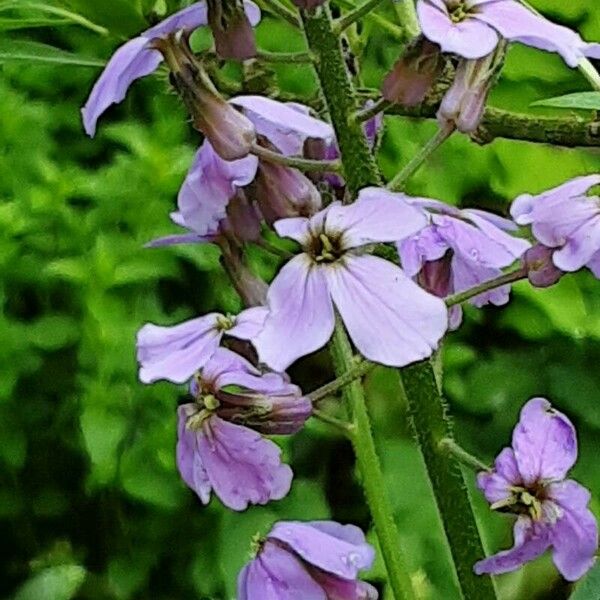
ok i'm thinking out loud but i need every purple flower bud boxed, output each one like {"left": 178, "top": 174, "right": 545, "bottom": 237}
{"left": 437, "top": 46, "right": 504, "bottom": 133}
{"left": 207, "top": 0, "right": 261, "bottom": 60}
{"left": 224, "top": 190, "right": 262, "bottom": 243}
{"left": 238, "top": 521, "right": 378, "bottom": 599}
{"left": 155, "top": 33, "right": 256, "bottom": 160}
{"left": 475, "top": 398, "right": 598, "bottom": 582}
{"left": 382, "top": 37, "right": 443, "bottom": 107}
{"left": 522, "top": 244, "right": 564, "bottom": 288}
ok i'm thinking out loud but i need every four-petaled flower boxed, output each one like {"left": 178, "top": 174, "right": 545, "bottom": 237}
{"left": 238, "top": 520, "right": 378, "bottom": 599}
{"left": 254, "top": 188, "right": 449, "bottom": 371}
{"left": 417, "top": 0, "right": 600, "bottom": 67}
{"left": 511, "top": 174, "right": 600, "bottom": 279}
{"left": 398, "top": 197, "right": 530, "bottom": 328}
{"left": 177, "top": 348, "right": 307, "bottom": 510}
{"left": 137, "top": 306, "right": 267, "bottom": 384}
{"left": 476, "top": 397, "right": 598, "bottom": 581}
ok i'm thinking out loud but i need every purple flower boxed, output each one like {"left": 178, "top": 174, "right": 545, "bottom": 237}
{"left": 136, "top": 306, "right": 267, "bottom": 384}
{"left": 398, "top": 198, "right": 530, "bottom": 328}
{"left": 511, "top": 175, "right": 600, "bottom": 278}
{"left": 417, "top": 0, "right": 600, "bottom": 67}
{"left": 238, "top": 521, "right": 378, "bottom": 599}
{"left": 177, "top": 348, "right": 306, "bottom": 509}
{"left": 254, "top": 188, "right": 448, "bottom": 371}
{"left": 475, "top": 397, "right": 598, "bottom": 581}
{"left": 81, "top": 1, "right": 261, "bottom": 137}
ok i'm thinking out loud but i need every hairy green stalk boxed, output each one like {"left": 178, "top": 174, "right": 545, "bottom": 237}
{"left": 300, "top": 5, "right": 496, "bottom": 599}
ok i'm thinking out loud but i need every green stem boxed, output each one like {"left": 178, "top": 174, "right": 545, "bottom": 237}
{"left": 399, "top": 367, "right": 497, "bottom": 599}
{"left": 579, "top": 57, "right": 600, "bottom": 92}
{"left": 354, "top": 96, "right": 391, "bottom": 123}
{"left": 335, "top": 0, "right": 388, "bottom": 33}
{"left": 300, "top": 6, "right": 496, "bottom": 599}
{"left": 391, "top": 0, "right": 420, "bottom": 40}
{"left": 331, "top": 325, "right": 416, "bottom": 600}
{"left": 440, "top": 438, "right": 491, "bottom": 473}
{"left": 308, "top": 360, "right": 375, "bottom": 403}
{"left": 256, "top": 49, "right": 314, "bottom": 63}
{"left": 334, "top": 0, "right": 407, "bottom": 42}
{"left": 387, "top": 124, "right": 455, "bottom": 191}
{"left": 257, "top": 0, "right": 300, "bottom": 27}
{"left": 445, "top": 267, "right": 528, "bottom": 307}
{"left": 250, "top": 143, "right": 342, "bottom": 172}
{"left": 312, "top": 406, "right": 355, "bottom": 435}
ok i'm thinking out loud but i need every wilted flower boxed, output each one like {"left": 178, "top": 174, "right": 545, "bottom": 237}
{"left": 254, "top": 188, "right": 448, "bottom": 371}
{"left": 136, "top": 306, "right": 267, "bottom": 384}
{"left": 475, "top": 398, "right": 598, "bottom": 581}
{"left": 207, "top": 0, "right": 258, "bottom": 60}
{"left": 417, "top": 0, "right": 600, "bottom": 67}
{"left": 511, "top": 175, "right": 600, "bottom": 278}
{"left": 81, "top": 1, "right": 261, "bottom": 138}
{"left": 521, "top": 244, "right": 564, "bottom": 288}
{"left": 398, "top": 197, "right": 530, "bottom": 328}
{"left": 177, "top": 348, "right": 308, "bottom": 510}
{"left": 238, "top": 520, "right": 378, "bottom": 599}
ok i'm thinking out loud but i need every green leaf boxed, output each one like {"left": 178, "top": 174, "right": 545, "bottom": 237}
{"left": 27, "top": 315, "right": 79, "bottom": 351}
{"left": 531, "top": 91, "right": 600, "bottom": 110}
{"left": 14, "top": 565, "right": 86, "bottom": 600}
{"left": 570, "top": 560, "right": 600, "bottom": 599}
{"left": 0, "top": 39, "right": 104, "bottom": 67}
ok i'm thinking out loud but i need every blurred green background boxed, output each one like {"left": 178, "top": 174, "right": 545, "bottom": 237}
{"left": 1, "top": 0, "right": 599, "bottom": 598}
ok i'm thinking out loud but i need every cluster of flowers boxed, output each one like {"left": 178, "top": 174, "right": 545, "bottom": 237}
{"left": 82, "top": 0, "right": 600, "bottom": 594}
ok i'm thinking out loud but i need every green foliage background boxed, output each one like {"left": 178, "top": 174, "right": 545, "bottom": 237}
{"left": 1, "top": 0, "right": 599, "bottom": 598}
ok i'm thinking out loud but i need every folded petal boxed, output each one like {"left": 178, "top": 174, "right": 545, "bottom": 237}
{"left": 179, "top": 141, "right": 259, "bottom": 236}
{"left": 327, "top": 255, "right": 447, "bottom": 367}
{"left": 477, "top": 447, "right": 521, "bottom": 504}
{"left": 269, "top": 521, "right": 375, "bottom": 579}
{"left": 512, "top": 398, "right": 577, "bottom": 485}
{"left": 451, "top": 256, "right": 509, "bottom": 307}
{"left": 397, "top": 227, "right": 450, "bottom": 277}
{"left": 229, "top": 306, "right": 269, "bottom": 339}
{"left": 239, "top": 541, "right": 326, "bottom": 600}
{"left": 231, "top": 96, "right": 335, "bottom": 156}
{"left": 202, "top": 346, "right": 259, "bottom": 386}
{"left": 144, "top": 1, "right": 208, "bottom": 37}
{"left": 81, "top": 37, "right": 162, "bottom": 137}
{"left": 474, "top": 517, "right": 551, "bottom": 575}
{"left": 198, "top": 417, "right": 292, "bottom": 510}
{"left": 274, "top": 217, "right": 312, "bottom": 245}
{"left": 254, "top": 255, "right": 335, "bottom": 371}
{"left": 417, "top": 0, "right": 499, "bottom": 58}
{"left": 475, "top": 1, "right": 588, "bottom": 67}
{"left": 145, "top": 231, "right": 216, "bottom": 247}
{"left": 327, "top": 188, "right": 428, "bottom": 250}
{"left": 586, "top": 250, "right": 600, "bottom": 278}
{"left": 463, "top": 210, "right": 530, "bottom": 258}
{"left": 136, "top": 313, "right": 222, "bottom": 383}
{"left": 547, "top": 480, "right": 598, "bottom": 581}
{"left": 552, "top": 218, "right": 600, "bottom": 272}
{"left": 311, "top": 570, "right": 379, "bottom": 600}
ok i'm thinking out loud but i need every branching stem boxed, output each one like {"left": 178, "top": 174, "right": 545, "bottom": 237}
{"left": 250, "top": 143, "right": 342, "bottom": 172}
{"left": 440, "top": 438, "right": 491, "bottom": 473}
{"left": 335, "top": 0, "right": 388, "bottom": 33}
{"left": 308, "top": 360, "right": 375, "bottom": 403}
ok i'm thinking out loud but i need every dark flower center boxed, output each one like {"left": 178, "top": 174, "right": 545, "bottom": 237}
{"left": 491, "top": 483, "right": 549, "bottom": 521}
{"left": 309, "top": 233, "right": 344, "bottom": 263}
{"left": 216, "top": 314, "right": 235, "bottom": 331}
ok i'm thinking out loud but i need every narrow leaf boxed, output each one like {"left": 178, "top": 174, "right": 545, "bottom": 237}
{"left": 570, "top": 561, "right": 600, "bottom": 599}
{"left": 531, "top": 91, "right": 600, "bottom": 110}
{"left": 0, "top": 39, "right": 104, "bottom": 67}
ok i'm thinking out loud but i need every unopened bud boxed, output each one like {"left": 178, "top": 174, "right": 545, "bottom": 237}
{"left": 382, "top": 37, "right": 442, "bottom": 107}
{"left": 225, "top": 190, "right": 262, "bottom": 243}
{"left": 417, "top": 253, "right": 453, "bottom": 298}
{"left": 207, "top": 0, "right": 257, "bottom": 60}
{"left": 522, "top": 244, "right": 563, "bottom": 288}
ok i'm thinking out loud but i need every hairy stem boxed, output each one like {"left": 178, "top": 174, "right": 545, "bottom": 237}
{"left": 445, "top": 267, "right": 528, "bottom": 307}
{"left": 250, "top": 143, "right": 343, "bottom": 172}
{"left": 440, "top": 438, "right": 491, "bottom": 473}
{"left": 301, "top": 5, "right": 496, "bottom": 599}
{"left": 331, "top": 325, "right": 416, "bottom": 600}
{"left": 312, "top": 406, "right": 355, "bottom": 435}
{"left": 256, "top": 49, "right": 314, "bottom": 63}
{"left": 387, "top": 124, "right": 455, "bottom": 191}
{"left": 308, "top": 360, "right": 375, "bottom": 403}
{"left": 335, "top": 0, "right": 388, "bottom": 33}
{"left": 354, "top": 96, "right": 391, "bottom": 123}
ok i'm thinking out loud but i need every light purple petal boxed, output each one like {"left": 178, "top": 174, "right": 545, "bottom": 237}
{"left": 451, "top": 256, "right": 508, "bottom": 307}
{"left": 547, "top": 480, "right": 598, "bottom": 581}
{"left": 306, "top": 521, "right": 369, "bottom": 547}
{"left": 274, "top": 217, "right": 312, "bottom": 245}
{"left": 397, "top": 227, "right": 450, "bottom": 277}
{"left": 475, "top": 0, "right": 589, "bottom": 67}
{"left": 417, "top": 0, "right": 499, "bottom": 59}
{"left": 462, "top": 211, "right": 530, "bottom": 258}
{"left": 586, "top": 250, "right": 600, "bottom": 278}
{"left": 477, "top": 447, "right": 520, "bottom": 504}
{"left": 81, "top": 37, "right": 162, "bottom": 137}
{"left": 474, "top": 517, "right": 552, "bottom": 575}
{"left": 327, "top": 188, "right": 428, "bottom": 250}
{"left": 463, "top": 208, "right": 519, "bottom": 232}
{"left": 269, "top": 521, "right": 375, "bottom": 579}
{"left": 177, "top": 404, "right": 212, "bottom": 503}
{"left": 145, "top": 232, "right": 216, "bottom": 248}
{"left": 144, "top": 1, "right": 208, "bottom": 37}
{"left": 326, "top": 255, "right": 448, "bottom": 367}
{"left": 229, "top": 306, "right": 269, "bottom": 340}
{"left": 585, "top": 44, "right": 600, "bottom": 59}
{"left": 239, "top": 541, "right": 326, "bottom": 600}
{"left": 512, "top": 397, "right": 577, "bottom": 485}
{"left": 201, "top": 346, "right": 259, "bottom": 387}
{"left": 552, "top": 218, "right": 600, "bottom": 272}
{"left": 198, "top": 416, "right": 292, "bottom": 510}
{"left": 136, "top": 313, "right": 221, "bottom": 383}
{"left": 311, "top": 571, "right": 379, "bottom": 600}
{"left": 231, "top": 96, "right": 335, "bottom": 156}
{"left": 254, "top": 255, "right": 335, "bottom": 371}
{"left": 179, "top": 141, "right": 259, "bottom": 236}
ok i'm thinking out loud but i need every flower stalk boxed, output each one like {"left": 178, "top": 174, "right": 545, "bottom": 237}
{"left": 250, "top": 142, "right": 343, "bottom": 172}
{"left": 308, "top": 359, "right": 375, "bottom": 403}
{"left": 335, "top": 0, "right": 388, "bottom": 33}
{"left": 439, "top": 437, "right": 491, "bottom": 472}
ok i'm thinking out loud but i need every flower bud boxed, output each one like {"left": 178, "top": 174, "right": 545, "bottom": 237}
{"left": 382, "top": 37, "right": 442, "bottom": 106}
{"left": 225, "top": 190, "right": 262, "bottom": 243}
{"left": 522, "top": 244, "right": 564, "bottom": 288}
{"left": 154, "top": 32, "right": 256, "bottom": 160}
{"left": 437, "top": 43, "right": 505, "bottom": 133}
{"left": 417, "top": 252, "right": 453, "bottom": 298}
{"left": 207, "top": 0, "right": 257, "bottom": 60}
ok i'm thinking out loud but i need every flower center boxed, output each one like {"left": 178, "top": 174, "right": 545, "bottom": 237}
{"left": 310, "top": 233, "right": 344, "bottom": 263}
{"left": 216, "top": 314, "right": 235, "bottom": 331}
{"left": 447, "top": 0, "right": 474, "bottom": 23}
{"left": 491, "top": 484, "right": 547, "bottom": 521}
